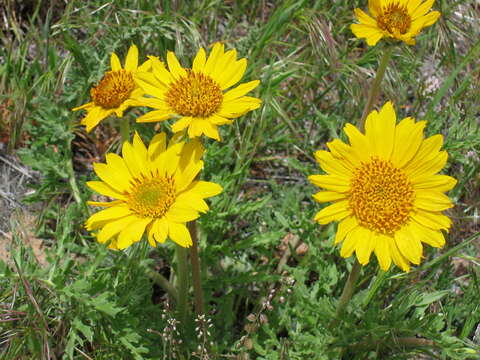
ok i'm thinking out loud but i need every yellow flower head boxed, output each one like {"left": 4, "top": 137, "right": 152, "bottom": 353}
{"left": 134, "top": 42, "right": 262, "bottom": 141}
{"left": 351, "top": 0, "right": 441, "bottom": 46}
{"left": 309, "top": 102, "right": 456, "bottom": 272}
{"left": 73, "top": 45, "right": 151, "bottom": 132}
{"left": 85, "top": 132, "right": 222, "bottom": 250}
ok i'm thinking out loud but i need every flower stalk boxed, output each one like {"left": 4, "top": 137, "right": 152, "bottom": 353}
{"left": 175, "top": 244, "right": 189, "bottom": 325}
{"left": 335, "top": 259, "right": 362, "bottom": 319}
{"left": 119, "top": 117, "right": 130, "bottom": 143}
{"left": 358, "top": 45, "right": 393, "bottom": 131}
{"left": 188, "top": 221, "right": 205, "bottom": 316}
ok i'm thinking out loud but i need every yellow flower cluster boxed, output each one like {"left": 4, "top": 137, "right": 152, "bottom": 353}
{"left": 74, "top": 43, "right": 261, "bottom": 249}
{"left": 73, "top": 43, "right": 261, "bottom": 140}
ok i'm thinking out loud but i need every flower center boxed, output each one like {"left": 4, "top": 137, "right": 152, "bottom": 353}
{"left": 377, "top": 3, "right": 411, "bottom": 34}
{"left": 166, "top": 70, "right": 223, "bottom": 118}
{"left": 349, "top": 157, "right": 414, "bottom": 235}
{"left": 91, "top": 70, "right": 136, "bottom": 109}
{"left": 126, "top": 174, "right": 176, "bottom": 218}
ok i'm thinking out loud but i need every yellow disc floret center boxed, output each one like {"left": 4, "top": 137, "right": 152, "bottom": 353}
{"left": 350, "top": 157, "right": 414, "bottom": 234}
{"left": 166, "top": 70, "right": 223, "bottom": 117}
{"left": 377, "top": 3, "right": 411, "bottom": 34}
{"left": 127, "top": 175, "right": 176, "bottom": 218}
{"left": 91, "top": 70, "right": 136, "bottom": 109}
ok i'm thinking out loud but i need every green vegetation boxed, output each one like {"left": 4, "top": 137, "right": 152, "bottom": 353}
{"left": 0, "top": 0, "right": 479, "bottom": 359}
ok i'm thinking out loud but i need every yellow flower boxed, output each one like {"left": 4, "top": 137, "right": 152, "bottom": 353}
{"left": 85, "top": 132, "right": 222, "bottom": 250}
{"left": 73, "top": 45, "right": 151, "bottom": 132}
{"left": 351, "top": 0, "right": 441, "bottom": 46}
{"left": 134, "top": 42, "right": 262, "bottom": 141}
{"left": 309, "top": 102, "right": 456, "bottom": 271}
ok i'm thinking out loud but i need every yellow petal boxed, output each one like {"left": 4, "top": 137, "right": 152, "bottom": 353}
{"left": 355, "top": 227, "right": 375, "bottom": 265}
{"left": 410, "top": 220, "right": 446, "bottom": 248}
{"left": 93, "top": 162, "right": 131, "bottom": 193}
{"left": 388, "top": 236, "right": 411, "bottom": 272}
{"left": 368, "top": 0, "right": 381, "bottom": 17}
{"left": 96, "top": 214, "right": 137, "bottom": 244}
{"left": 204, "top": 42, "right": 224, "bottom": 76}
{"left": 86, "top": 206, "right": 131, "bottom": 230}
{"left": 412, "top": 174, "right": 457, "bottom": 192}
{"left": 365, "top": 31, "right": 384, "bottom": 46}
{"left": 351, "top": 24, "right": 384, "bottom": 46}
{"left": 171, "top": 116, "right": 193, "bottom": 133}
{"left": 148, "top": 132, "right": 167, "bottom": 161}
{"left": 314, "top": 200, "right": 350, "bottom": 224}
{"left": 192, "top": 47, "right": 207, "bottom": 72}
{"left": 218, "top": 58, "right": 247, "bottom": 90}
{"left": 335, "top": 216, "right": 358, "bottom": 245}
{"left": 122, "top": 138, "right": 147, "bottom": 179}
{"left": 184, "top": 181, "right": 223, "bottom": 198}
{"left": 86, "top": 181, "right": 126, "bottom": 200}
{"left": 136, "top": 110, "right": 173, "bottom": 123}
{"left": 149, "top": 55, "right": 173, "bottom": 84}
{"left": 166, "top": 51, "right": 187, "bottom": 79}
{"left": 313, "top": 191, "right": 346, "bottom": 203}
{"left": 340, "top": 226, "right": 362, "bottom": 258}
{"left": 125, "top": 44, "right": 139, "bottom": 71}
{"left": 146, "top": 222, "right": 157, "bottom": 247}
{"left": 326, "top": 139, "right": 360, "bottom": 170}
{"left": 117, "top": 217, "right": 152, "bottom": 250}
{"left": 408, "top": 151, "right": 448, "bottom": 179}
{"left": 166, "top": 205, "right": 199, "bottom": 222}
{"left": 217, "top": 97, "right": 262, "bottom": 118}
{"left": 110, "top": 52, "right": 121, "bottom": 71}
{"left": 403, "top": 134, "right": 443, "bottom": 173}
{"left": 81, "top": 106, "right": 112, "bottom": 132}
{"left": 153, "top": 217, "right": 168, "bottom": 244}
{"left": 365, "top": 102, "right": 396, "bottom": 160}
{"left": 373, "top": 234, "right": 392, "bottom": 271}
{"left": 407, "top": 0, "right": 423, "bottom": 14}
{"left": 105, "top": 153, "right": 133, "bottom": 180}
{"left": 175, "top": 194, "right": 209, "bottom": 213}
{"left": 354, "top": 8, "right": 377, "bottom": 26}
{"left": 308, "top": 174, "right": 351, "bottom": 193}
{"left": 210, "top": 49, "right": 238, "bottom": 83}
{"left": 175, "top": 161, "right": 203, "bottom": 192}
{"left": 411, "top": 0, "right": 435, "bottom": 19}
{"left": 72, "top": 101, "right": 94, "bottom": 111}
{"left": 134, "top": 73, "right": 167, "bottom": 99}
{"left": 314, "top": 150, "right": 352, "bottom": 177}
{"left": 391, "top": 118, "right": 426, "bottom": 168}
{"left": 223, "top": 80, "right": 260, "bottom": 102}
{"left": 395, "top": 226, "right": 422, "bottom": 265}
{"left": 343, "top": 123, "right": 372, "bottom": 161}
{"left": 412, "top": 210, "right": 451, "bottom": 230}
{"left": 414, "top": 191, "right": 454, "bottom": 211}
{"left": 168, "top": 222, "right": 192, "bottom": 247}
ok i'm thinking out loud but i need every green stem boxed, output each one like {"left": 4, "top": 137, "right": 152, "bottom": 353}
{"left": 147, "top": 269, "right": 179, "bottom": 303}
{"left": 66, "top": 157, "right": 82, "bottom": 205}
{"left": 362, "top": 268, "right": 387, "bottom": 308}
{"left": 358, "top": 45, "right": 394, "bottom": 131}
{"left": 188, "top": 221, "right": 205, "bottom": 316}
{"left": 119, "top": 117, "right": 130, "bottom": 143}
{"left": 330, "top": 259, "right": 362, "bottom": 328}
{"left": 175, "top": 244, "right": 189, "bottom": 325}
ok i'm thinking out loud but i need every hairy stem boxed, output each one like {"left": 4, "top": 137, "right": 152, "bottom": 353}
{"left": 188, "top": 221, "right": 205, "bottom": 315}
{"left": 358, "top": 45, "right": 394, "bottom": 131}
{"left": 175, "top": 244, "right": 189, "bottom": 325}
{"left": 330, "top": 259, "right": 362, "bottom": 328}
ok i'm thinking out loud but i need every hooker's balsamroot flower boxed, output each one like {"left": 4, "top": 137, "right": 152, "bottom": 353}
{"left": 134, "top": 42, "right": 261, "bottom": 141}
{"left": 73, "top": 45, "right": 151, "bottom": 132}
{"left": 309, "top": 102, "right": 456, "bottom": 271}
{"left": 351, "top": 0, "right": 441, "bottom": 46}
{"left": 85, "top": 133, "right": 222, "bottom": 250}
